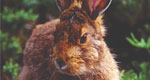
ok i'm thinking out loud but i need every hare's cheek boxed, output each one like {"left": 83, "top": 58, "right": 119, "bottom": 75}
{"left": 69, "top": 63, "right": 88, "bottom": 75}
{"left": 82, "top": 47, "right": 99, "bottom": 60}
{"left": 78, "top": 64, "right": 88, "bottom": 75}
{"left": 89, "top": 48, "right": 99, "bottom": 59}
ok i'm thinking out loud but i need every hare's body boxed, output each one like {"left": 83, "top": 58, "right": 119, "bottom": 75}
{"left": 19, "top": 0, "right": 120, "bottom": 80}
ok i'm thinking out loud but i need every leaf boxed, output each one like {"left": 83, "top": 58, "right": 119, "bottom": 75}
{"left": 126, "top": 37, "right": 137, "bottom": 46}
{"left": 130, "top": 33, "right": 139, "bottom": 43}
{"left": 2, "top": 58, "right": 19, "bottom": 79}
{"left": 146, "top": 38, "right": 150, "bottom": 48}
{"left": 126, "top": 33, "right": 150, "bottom": 49}
{"left": 120, "top": 70, "right": 125, "bottom": 79}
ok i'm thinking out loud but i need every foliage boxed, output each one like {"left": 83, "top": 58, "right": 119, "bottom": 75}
{"left": 3, "top": 58, "right": 19, "bottom": 79}
{"left": 121, "top": 62, "right": 150, "bottom": 80}
{"left": 1, "top": 0, "right": 58, "bottom": 79}
{"left": 23, "top": 0, "right": 56, "bottom": 7}
{"left": 112, "top": 0, "right": 146, "bottom": 25}
{"left": 0, "top": 28, "right": 22, "bottom": 79}
{"left": 0, "top": 31, "right": 9, "bottom": 52}
{"left": 126, "top": 24, "right": 150, "bottom": 53}
{"left": 125, "top": 24, "right": 150, "bottom": 79}
{"left": 0, "top": 31, "right": 22, "bottom": 54}
{"left": 23, "top": 0, "right": 59, "bottom": 18}
{"left": 114, "top": 0, "right": 142, "bottom": 14}
{"left": 126, "top": 33, "right": 150, "bottom": 49}
{"left": 1, "top": 7, "right": 37, "bottom": 22}
{"left": 1, "top": 1, "right": 38, "bottom": 79}
{"left": 138, "top": 24, "right": 150, "bottom": 40}
{"left": 1, "top": 7, "right": 38, "bottom": 31}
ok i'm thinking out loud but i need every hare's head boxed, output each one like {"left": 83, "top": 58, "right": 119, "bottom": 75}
{"left": 53, "top": 0, "right": 112, "bottom": 75}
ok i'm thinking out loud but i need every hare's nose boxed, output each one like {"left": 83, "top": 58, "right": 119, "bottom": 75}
{"left": 55, "top": 58, "right": 67, "bottom": 70}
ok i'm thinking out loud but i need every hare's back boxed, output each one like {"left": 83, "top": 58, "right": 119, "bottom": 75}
{"left": 19, "top": 19, "right": 59, "bottom": 80}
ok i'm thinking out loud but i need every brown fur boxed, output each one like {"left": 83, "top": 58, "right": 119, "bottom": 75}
{"left": 19, "top": 19, "right": 58, "bottom": 80}
{"left": 19, "top": 0, "right": 120, "bottom": 80}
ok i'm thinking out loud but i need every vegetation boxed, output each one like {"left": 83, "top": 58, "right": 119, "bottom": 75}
{"left": 121, "top": 62, "right": 150, "bottom": 80}
{"left": 126, "top": 33, "right": 150, "bottom": 49}
{"left": 126, "top": 24, "right": 150, "bottom": 53}
{"left": 3, "top": 58, "right": 19, "bottom": 79}
{"left": 1, "top": 0, "right": 39, "bottom": 79}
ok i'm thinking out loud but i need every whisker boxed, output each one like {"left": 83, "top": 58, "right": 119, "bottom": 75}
{"left": 49, "top": 71, "right": 56, "bottom": 80}
{"left": 92, "top": 71, "right": 95, "bottom": 80}
{"left": 77, "top": 75, "right": 82, "bottom": 80}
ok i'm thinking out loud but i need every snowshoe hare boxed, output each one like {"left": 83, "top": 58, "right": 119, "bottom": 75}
{"left": 19, "top": 0, "right": 120, "bottom": 80}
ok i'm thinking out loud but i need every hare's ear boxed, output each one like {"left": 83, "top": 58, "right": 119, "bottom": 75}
{"left": 56, "top": 0, "right": 72, "bottom": 12}
{"left": 82, "top": 0, "right": 112, "bottom": 20}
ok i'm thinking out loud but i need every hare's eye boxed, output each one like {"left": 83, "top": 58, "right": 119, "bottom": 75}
{"left": 80, "top": 33, "right": 87, "bottom": 44}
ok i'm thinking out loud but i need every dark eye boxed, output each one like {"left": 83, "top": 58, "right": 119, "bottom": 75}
{"left": 80, "top": 33, "right": 87, "bottom": 44}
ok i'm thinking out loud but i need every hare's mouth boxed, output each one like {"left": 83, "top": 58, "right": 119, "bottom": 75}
{"left": 53, "top": 59, "right": 85, "bottom": 76}
{"left": 54, "top": 59, "right": 68, "bottom": 70}
{"left": 53, "top": 59, "right": 74, "bottom": 75}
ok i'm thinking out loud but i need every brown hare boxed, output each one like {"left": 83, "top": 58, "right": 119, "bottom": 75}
{"left": 19, "top": 0, "right": 120, "bottom": 80}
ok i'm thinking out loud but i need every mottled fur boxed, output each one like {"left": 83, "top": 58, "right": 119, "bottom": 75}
{"left": 19, "top": 0, "right": 120, "bottom": 80}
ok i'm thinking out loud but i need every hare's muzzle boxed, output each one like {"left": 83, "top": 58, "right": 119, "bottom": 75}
{"left": 53, "top": 43, "right": 87, "bottom": 75}
{"left": 54, "top": 58, "right": 67, "bottom": 70}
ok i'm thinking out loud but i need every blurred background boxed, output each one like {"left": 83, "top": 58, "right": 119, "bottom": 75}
{"left": 1, "top": 0, "right": 150, "bottom": 80}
